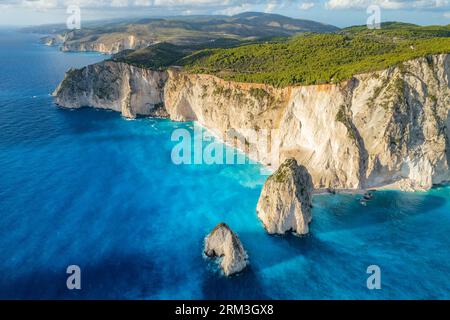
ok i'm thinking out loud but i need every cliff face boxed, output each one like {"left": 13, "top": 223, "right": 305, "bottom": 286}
{"left": 164, "top": 70, "right": 292, "bottom": 165}
{"left": 53, "top": 61, "right": 168, "bottom": 119}
{"left": 41, "top": 34, "right": 65, "bottom": 46}
{"left": 61, "top": 35, "right": 151, "bottom": 54}
{"left": 165, "top": 55, "right": 450, "bottom": 191}
{"left": 54, "top": 54, "right": 450, "bottom": 191}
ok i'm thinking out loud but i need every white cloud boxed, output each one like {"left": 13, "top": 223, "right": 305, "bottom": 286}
{"left": 299, "top": 2, "right": 315, "bottom": 10}
{"left": 216, "top": 3, "right": 253, "bottom": 15}
{"left": 264, "top": 0, "right": 287, "bottom": 13}
{"left": 110, "top": 0, "right": 129, "bottom": 7}
{"left": 2, "top": 0, "right": 450, "bottom": 14}
{"left": 265, "top": 3, "right": 278, "bottom": 13}
{"left": 445, "top": 11, "right": 450, "bottom": 17}
{"left": 326, "top": 0, "right": 450, "bottom": 10}
{"left": 22, "top": 0, "right": 58, "bottom": 9}
{"left": 0, "top": 0, "right": 262, "bottom": 10}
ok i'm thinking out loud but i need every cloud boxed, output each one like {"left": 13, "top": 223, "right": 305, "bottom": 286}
{"left": 265, "top": 3, "right": 278, "bottom": 13}
{"left": 299, "top": 2, "right": 315, "bottom": 10}
{"left": 325, "top": 0, "right": 450, "bottom": 10}
{"left": 216, "top": 3, "right": 253, "bottom": 15}
{"left": 0, "top": 0, "right": 310, "bottom": 16}
{"left": 7, "top": 0, "right": 278, "bottom": 10}
{"left": 3, "top": 0, "right": 450, "bottom": 13}
{"left": 264, "top": 0, "right": 288, "bottom": 13}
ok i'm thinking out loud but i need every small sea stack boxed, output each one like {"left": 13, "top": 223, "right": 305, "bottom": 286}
{"left": 204, "top": 223, "right": 249, "bottom": 276}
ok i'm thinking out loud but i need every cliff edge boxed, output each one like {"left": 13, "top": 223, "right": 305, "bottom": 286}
{"left": 53, "top": 54, "right": 450, "bottom": 191}
{"left": 53, "top": 61, "right": 168, "bottom": 119}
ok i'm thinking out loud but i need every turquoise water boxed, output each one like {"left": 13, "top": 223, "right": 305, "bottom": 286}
{"left": 1, "top": 30, "right": 450, "bottom": 300}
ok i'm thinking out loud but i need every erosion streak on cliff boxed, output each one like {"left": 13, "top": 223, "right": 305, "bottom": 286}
{"left": 53, "top": 54, "right": 450, "bottom": 191}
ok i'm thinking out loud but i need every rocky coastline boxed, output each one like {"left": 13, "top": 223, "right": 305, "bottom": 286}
{"left": 54, "top": 54, "right": 450, "bottom": 192}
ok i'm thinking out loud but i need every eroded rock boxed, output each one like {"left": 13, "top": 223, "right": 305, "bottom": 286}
{"left": 204, "top": 223, "right": 248, "bottom": 276}
{"left": 257, "top": 158, "right": 313, "bottom": 235}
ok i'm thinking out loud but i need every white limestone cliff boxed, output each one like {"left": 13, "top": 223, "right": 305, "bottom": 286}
{"left": 53, "top": 61, "right": 168, "bottom": 119}
{"left": 61, "top": 35, "right": 151, "bottom": 54}
{"left": 164, "top": 55, "right": 450, "bottom": 191}
{"left": 53, "top": 54, "right": 450, "bottom": 191}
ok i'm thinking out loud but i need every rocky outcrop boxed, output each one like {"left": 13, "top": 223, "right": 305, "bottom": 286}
{"left": 53, "top": 61, "right": 168, "bottom": 119}
{"left": 256, "top": 158, "right": 313, "bottom": 235}
{"left": 45, "top": 30, "right": 152, "bottom": 54}
{"left": 53, "top": 54, "right": 450, "bottom": 191}
{"left": 61, "top": 35, "right": 151, "bottom": 54}
{"left": 41, "top": 34, "right": 65, "bottom": 47}
{"left": 204, "top": 223, "right": 249, "bottom": 276}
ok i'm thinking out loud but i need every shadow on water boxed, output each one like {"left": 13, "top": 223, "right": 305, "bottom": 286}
{"left": 0, "top": 252, "right": 173, "bottom": 300}
{"left": 200, "top": 264, "right": 271, "bottom": 300}
{"left": 56, "top": 107, "right": 174, "bottom": 141}
{"left": 312, "top": 189, "right": 448, "bottom": 233}
{"left": 0, "top": 249, "right": 272, "bottom": 300}
{"left": 198, "top": 231, "right": 357, "bottom": 299}
{"left": 56, "top": 107, "right": 124, "bottom": 134}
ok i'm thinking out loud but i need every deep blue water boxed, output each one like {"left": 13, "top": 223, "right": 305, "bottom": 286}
{"left": 1, "top": 30, "right": 450, "bottom": 300}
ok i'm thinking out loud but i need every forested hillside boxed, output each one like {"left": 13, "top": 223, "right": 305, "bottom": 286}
{"left": 182, "top": 23, "right": 450, "bottom": 86}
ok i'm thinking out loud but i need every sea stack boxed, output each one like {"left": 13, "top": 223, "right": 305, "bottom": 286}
{"left": 257, "top": 158, "right": 314, "bottom": 235}
{"left": 204, "top": 223, "right": 248, "bottom": 276}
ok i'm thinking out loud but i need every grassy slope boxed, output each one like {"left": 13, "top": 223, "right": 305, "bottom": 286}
{"left": 110, "top": 22, "right": 450, "bottom": 87}
{"left": 181, "top": 23, "right": 450, "bottom": 87}
{"left": 111, "top": 43, "right": 189, "bottom": 70}
{"left": 111, "top": 38, "right": 282, "bottom": 70}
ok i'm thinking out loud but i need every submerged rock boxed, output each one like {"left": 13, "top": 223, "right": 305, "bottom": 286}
{"left": 204, "top": 223, "right": 248, "bottom": 276}
{"left": 257, "top": 158, "right": 313, "bottom": 235}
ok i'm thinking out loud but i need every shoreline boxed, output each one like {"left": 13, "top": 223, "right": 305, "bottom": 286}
{"left": 57, "top": 105, "right": 449, "bottom": 195}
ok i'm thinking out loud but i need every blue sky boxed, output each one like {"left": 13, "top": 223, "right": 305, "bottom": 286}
{"left": 1, "top": 0, "right": 450, "bottom": 27}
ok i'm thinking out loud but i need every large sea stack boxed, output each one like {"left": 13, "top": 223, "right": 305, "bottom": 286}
{"left": 257, "top": 158, "right": 314, "bottom": 235}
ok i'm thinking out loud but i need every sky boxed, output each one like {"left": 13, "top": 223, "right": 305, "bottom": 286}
{"left": 0, "top": 0, "right": 450, "bottom": 28}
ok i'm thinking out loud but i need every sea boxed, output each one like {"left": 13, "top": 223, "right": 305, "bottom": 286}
{"left": 0, "top": 29, "right": 449, "bottom": 299}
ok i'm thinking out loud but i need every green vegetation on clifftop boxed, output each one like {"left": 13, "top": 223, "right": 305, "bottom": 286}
{"left": 111, "top": 43, "right": 188, "bottom": 70}
{"left": 109, "top": 23, "right": 450, "bottom": 87}
{"left": 182, "top": 24, "right": 450, "bottom": 86}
